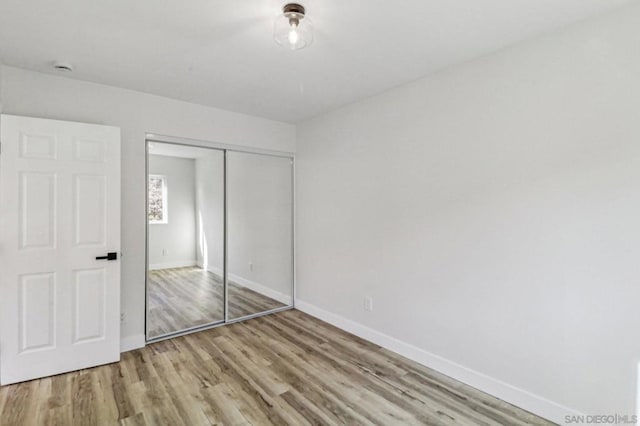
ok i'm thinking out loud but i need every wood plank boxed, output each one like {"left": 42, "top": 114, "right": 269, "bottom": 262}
{"left": 0, "top": 310, "right": 555, "bottom": 425}
{"left": 147, "top": 267, "right": 286, "bottom": 338}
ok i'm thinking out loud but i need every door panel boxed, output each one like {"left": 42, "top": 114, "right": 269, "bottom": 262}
{"left": 19, "top": 133, "right": 57, "bottom": 159}
{"left": 18, "top": 272, "right": 56, "bottom": 353}
{"left": 227, "top": 152, "right": 293, "bottom": 321}
{"left": 19, "top": 172, "right": 57, "bottom": 249}
{"left": 72, "top": 268, "right": 106, "bottom": 343}
{"left": 74, "top": 174, "right": 106, "bottom": 246}
{"left": 73, "top": 138, "right": 105, "bottom": 163}
{"left": 0, "top": 114, "right": 121, "bottom": 385}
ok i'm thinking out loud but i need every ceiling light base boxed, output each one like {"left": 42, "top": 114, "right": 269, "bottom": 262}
{"left": 283, "top": 3, "right": 305, "bottom": 16}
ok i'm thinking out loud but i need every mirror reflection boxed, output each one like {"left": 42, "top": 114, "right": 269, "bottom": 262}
{"left": 147, "top": 142, "right": 224, "bottom": 339}
{"left": 227, "top": 151, "right": 293, "bottom": 320}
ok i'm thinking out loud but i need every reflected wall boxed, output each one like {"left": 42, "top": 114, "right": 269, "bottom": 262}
{"left": 227, "top": 152, "right": 294, "bottom": 320}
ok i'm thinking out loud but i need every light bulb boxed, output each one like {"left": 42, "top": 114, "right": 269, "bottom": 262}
{"left": 274, "top": 3, "right": 313, "bottom": 50}
{"left": 288, "top": 28, "right": 299, "bottom": 45}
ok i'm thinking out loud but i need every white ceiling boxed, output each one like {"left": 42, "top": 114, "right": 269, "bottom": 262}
{"left": 0, "top": 0, "right": 632, "bottom": 123}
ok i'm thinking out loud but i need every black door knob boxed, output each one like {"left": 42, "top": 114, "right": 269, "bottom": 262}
{"left": 96, "top": 252, "right": 118, "bottom": 261}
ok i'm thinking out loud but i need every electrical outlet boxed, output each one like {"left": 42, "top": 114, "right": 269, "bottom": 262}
{"left": 249, "top": 262, "right": 254, "bottom": 272}
{"left": 162, "top": 248, "right": 168, "bottom": 256}
{"left": 120, "top": 312, "right": 127, "bottom": 323}
{"left": 364, "top": 297, "right": 373, "bottom": 312}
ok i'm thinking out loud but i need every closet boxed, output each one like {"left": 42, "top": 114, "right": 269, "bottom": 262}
{"left": 145, "top": 136, "right": 293, "bottom": 341}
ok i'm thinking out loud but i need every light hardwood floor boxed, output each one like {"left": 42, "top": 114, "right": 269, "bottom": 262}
{"left": 148, "top": 267, "right": 286, "bottom": 338}
{"left": 0, "top": 310, "right": 553, "bottom": 425}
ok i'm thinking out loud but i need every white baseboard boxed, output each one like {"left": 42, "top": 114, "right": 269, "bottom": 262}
{"left": 229, "top": 274, "right": 292, "bottom": 305}
{"left": 197, "top": 263, "right": 292, "bottom": 305}
{"left": 294, "top": 300, "right": 580, "bottom": 425}
{"left": 120, "top": 334, "right": 145, "bottom": 353}
{"left": 149, "top": 260, "right": 197, "bottom": 271}
{"left": 198, "top": 263, "right": 223, "bottom": 277}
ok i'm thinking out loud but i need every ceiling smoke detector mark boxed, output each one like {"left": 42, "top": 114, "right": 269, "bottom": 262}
{"left": 52, "top": 61, "right": 73, "bottom": 72}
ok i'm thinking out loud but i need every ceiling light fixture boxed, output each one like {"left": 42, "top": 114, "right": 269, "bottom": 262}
{"left": 274, "top": 3, "right": 313, "bottom": 51}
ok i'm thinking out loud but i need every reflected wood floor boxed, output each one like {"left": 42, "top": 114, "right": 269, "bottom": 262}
{"left": 0, "top": 310, "right": 554, "bottom": 426}
{"left": 148, "top": 267, "right": 285, "bottom": 338}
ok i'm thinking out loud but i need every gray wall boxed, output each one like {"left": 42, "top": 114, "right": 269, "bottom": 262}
{"left": 148, "top": 155, "right": 196, "bottom": 269}
{"left": 195, "top": 151, "right": 225, "bottom": 274}
{"left": 296, "top": 3, "right": 640, "bottom": 420}
{"left": 227, "top": 152, "right": 293, "bottom": 304}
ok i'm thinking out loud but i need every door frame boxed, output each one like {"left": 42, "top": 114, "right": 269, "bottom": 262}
{"left": 144, "top": 133, "right": 296, "bottom": 343}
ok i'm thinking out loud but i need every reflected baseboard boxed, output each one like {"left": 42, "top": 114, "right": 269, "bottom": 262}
{"left": 198, "top": 263, "right": 223, "bottom": 277}
{"left": 228, "top": 274, "right": 292, "bottom": 305}
{"left": 197, "top": 262, "right": 292, "bottom": 305}
{"left": 149, "top": 260, "right": 197, "bottom": 271}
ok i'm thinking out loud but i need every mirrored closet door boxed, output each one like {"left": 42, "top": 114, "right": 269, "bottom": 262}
{"left": 146, "top": 142, "right": 225, "bottom": 340}
{"left": 227, "top": 152, "right": 294, "bottom": 320}
{"left": 146, "top": 139, "right": 294, "bottom": 342}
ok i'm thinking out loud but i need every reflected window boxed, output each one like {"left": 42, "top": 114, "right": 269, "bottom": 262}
{"left": 148, "top": 174, "right": 168, "bottom": 224}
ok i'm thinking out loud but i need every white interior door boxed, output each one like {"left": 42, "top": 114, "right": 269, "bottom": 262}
{"left": 0, "top": 114, "right": 121, "bottom": 385}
